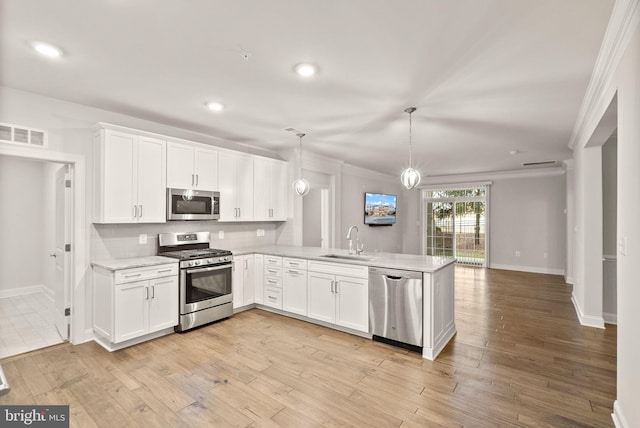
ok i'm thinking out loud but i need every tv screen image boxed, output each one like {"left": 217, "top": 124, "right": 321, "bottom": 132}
{"left": 364, "top": 193, "right": 397, "bottom": 225}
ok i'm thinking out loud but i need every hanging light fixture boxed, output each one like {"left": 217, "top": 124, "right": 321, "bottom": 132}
{"left": 400, "top": 107, "right": 421, "bottom": 189}
{"left": 293, "top": 133, "right": 310, "bottom": 196}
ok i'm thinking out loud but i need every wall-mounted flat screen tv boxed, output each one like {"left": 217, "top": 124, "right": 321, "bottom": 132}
{"left": 364, "top": 192, "right": 397, "bottom": 226}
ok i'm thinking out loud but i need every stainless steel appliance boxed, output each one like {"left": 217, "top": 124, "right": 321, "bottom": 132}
{"left": 369, "top": 266, "right": 423, "bottom": 352}
{"left": 167, "top": 188, "right": 220, "bottom": 221}
{"left": 158, "top": 232, "right": 232, "bottom": 331}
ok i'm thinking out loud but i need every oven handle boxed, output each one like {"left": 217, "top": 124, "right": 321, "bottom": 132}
{"left": 186, "top": 264, "right": 231, "bottom": 275}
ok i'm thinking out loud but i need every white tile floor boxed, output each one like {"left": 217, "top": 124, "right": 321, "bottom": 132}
{"left": 0, "top": 292, "right": 63, "bottom": 359}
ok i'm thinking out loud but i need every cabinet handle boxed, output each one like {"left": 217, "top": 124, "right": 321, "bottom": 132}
{"left": 289, "top": 262, "right": 299, "bottom": 266}
{"left": 244, "top": 259, "right": 248, "bottom": 269}
{"left": 268, "top": 280, "right": 277, "bottom": 284}
{"left": 267, "top": 296, "right": 277, "bottom": 301}
{"left": 238, "top": 208, "right": 241, "bottom": 218}
{"left": 133, "top": 205, "right": 137, "bottom": 218}
{"left": 139, "top": 205, "right": 143, "bottom": 218}
{"left": 151, "top": 285, "right": 155, "bottom": 299}
{"left": 157, "top": 269, "right": 172, "bottom": 274}
{"left": 145, "top": 287, "right": 149, "bottom": 300}
{"left": 335, "top": 281, "right": 339, "bottom": 294}
{"left": 267, "top": 269, "right": 278, "bottom": 274}
{"left": 191, "top": 174, "right": 194, "bottom": 186}
{"left": 288, "top": 270, "right": 299, "bottom": 275}
{"left": 195, "top": 174, "right": 199, "bottom": 186}
{"left": 330, "top": 280, "right": 335, "bottom": 293}
{"left": 125, "top": 273, "right": 141, "bottom": 278}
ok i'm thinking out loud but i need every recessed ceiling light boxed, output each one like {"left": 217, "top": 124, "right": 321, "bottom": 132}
{"left": 31, "top": 41, "right": 63, "bottom": 58}
{"left": 295, "top": 63, "right": 317, "bottom": 77}
{"left": 206, "top": 101, "right": 225, "bottom": 112}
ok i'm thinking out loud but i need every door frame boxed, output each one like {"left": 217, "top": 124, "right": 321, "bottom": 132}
{"left": 0, "top": 145, "right": 86, "bottom": 345}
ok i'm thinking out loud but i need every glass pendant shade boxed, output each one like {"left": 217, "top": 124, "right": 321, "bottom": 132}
{"left": 401, "top": 167, "right": 421, "bottom": 189}
{"left": 293, "top": 133, "right": 310, "bottom": 197}
{"left": 400, "top": 107, "right": 422, "bottom": 190}
{"left": 293, "top": 178, "right": 310, "bottom": 196}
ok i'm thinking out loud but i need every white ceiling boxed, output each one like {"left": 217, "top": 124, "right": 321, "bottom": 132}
{"left": 1, "top": 0, "right": 613, "bottom": 177}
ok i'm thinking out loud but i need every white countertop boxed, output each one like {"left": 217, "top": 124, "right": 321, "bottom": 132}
{"left": 91, "top": 256, "right": 178, "bottom": 271}
{"left": 232, "top": 245, "right": 455, "bottom": 273}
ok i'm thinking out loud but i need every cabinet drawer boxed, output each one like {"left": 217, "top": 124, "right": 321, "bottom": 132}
{"left": 284, "top": 258, "right": 307, "bottom": 270}
{"left": 264, "top": 276, "right": 282, "bottom": 288}
{"left": 264, "top": 255, "right": 283, "bottom": 267}
{"left": 115, "top": 264, "right": 178, "bottom": 284}
{"left": 307, "top": 260, "right": 368, "bottom": 279}
{"left": 264, "top": 286, "right": 282, "bottom": 309}
{"left": 264, "top": 266, "right": 282, "bottom": 277}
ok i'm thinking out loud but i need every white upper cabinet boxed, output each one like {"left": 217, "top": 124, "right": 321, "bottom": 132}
{"left": 218, "top": 151, "right": 254, "bottom": 221}
{"left": 167, "top": 142, "right": 218, "bottom": 191}
{"left": 93, "top": 128, "right": 166, "bottom": 223}
{"left": 253, "top": 157, "right": 288, "bottom": 221}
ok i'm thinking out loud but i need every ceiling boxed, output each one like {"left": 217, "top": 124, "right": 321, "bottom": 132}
{"left": 0, "top": 0, "right": 613, "bottom": 178}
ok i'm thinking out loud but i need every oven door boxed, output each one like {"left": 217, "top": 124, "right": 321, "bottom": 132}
{"left": 167, "top": 188, "right": 220, "bottom": 221}
{"left": 180, "top": 263, "right": 232, "bottom": 314}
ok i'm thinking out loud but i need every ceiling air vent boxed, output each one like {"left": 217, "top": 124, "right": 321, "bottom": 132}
{"left": 0, "top": 122, "right": 48, "bottom": 148}
{"left": 522, "top": 160, "right": 557, "bottom": 167}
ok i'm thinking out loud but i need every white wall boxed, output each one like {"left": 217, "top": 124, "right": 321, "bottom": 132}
{"left": 569, "top": 1, "right": 640, "bottom": 424}
{"left": 0, "top": 156, "right": 45, "bottom": 292}
{"left": 614, "top": 16, "right": 640, "bottom": 427}
{"left": 340, "top": 165, "right": 403, "bottom": 253}
{"left": 490, "top": 174, "right": 567, "bottom": 274}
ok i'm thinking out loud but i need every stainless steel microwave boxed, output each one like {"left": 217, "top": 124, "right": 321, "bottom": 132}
{"left": 167, "top": 188, "right": 220, "bottom": 221}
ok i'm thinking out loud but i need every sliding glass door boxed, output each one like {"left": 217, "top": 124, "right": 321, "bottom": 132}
{"left": 423, "top": 187, "right": 488, "bottom": 267}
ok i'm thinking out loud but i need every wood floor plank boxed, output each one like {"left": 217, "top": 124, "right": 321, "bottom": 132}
{"left": 0, "top": 266, "right": 616, "bottom": 427}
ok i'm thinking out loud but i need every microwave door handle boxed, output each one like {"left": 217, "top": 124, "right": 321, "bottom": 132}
{"left": 186, "top": 264, "right": 231, "bottom": 275}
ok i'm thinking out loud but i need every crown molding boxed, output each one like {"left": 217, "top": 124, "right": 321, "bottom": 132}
{"left": 342, "top": 163, "right": 398, "bottom": 183}
{"left": 419, "top": 166, "right": 565, "bottom": 185}
{"left": 568, "top": 0, "right": 640, "bottom": 150}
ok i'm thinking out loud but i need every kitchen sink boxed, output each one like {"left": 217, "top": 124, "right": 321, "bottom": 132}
{"left": 320, "top": 253, "right": 373, "bottom": 261}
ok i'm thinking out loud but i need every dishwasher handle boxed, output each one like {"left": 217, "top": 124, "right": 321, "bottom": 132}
{"left": 385, "top": 275, "right": 404, "bottom": 280}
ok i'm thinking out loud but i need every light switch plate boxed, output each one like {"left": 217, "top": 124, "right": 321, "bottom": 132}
{"left": 218, "top": 231, "right": 224, "bottom": 239}
{"left": 138, "top": 234, "right": 147, "bottom": 245}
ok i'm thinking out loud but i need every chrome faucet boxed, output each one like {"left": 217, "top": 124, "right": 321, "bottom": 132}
{"left": 346, "top": 226, "right": 364, "bottom": 255}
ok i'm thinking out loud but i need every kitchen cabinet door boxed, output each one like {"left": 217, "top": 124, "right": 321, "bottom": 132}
{"left": 270, "top": 160, "right": 288, "bottom": 220}
{"left": 218, "top": 151, "right": 254, "bottom": 221}
{"left": 243, "top": 255, "right": 255, "bottom": 306}
{"left": 254, "top": 254, "right": 264, "bottom": 304}
{"left": 96, "top": 129, "right": 137, "bottom": 223}
{"left": 148, "top": 276, "right": 179, "bottom": 333}
{"left": 114, "top": 281, "right": 149, "bottom": 343}
{"left": 335, "top": 275, "right": 368, "bottom": 333}
{"left": 307, "top": 271, "right": 335, "bottom": 324}
{"left": 136, "top": 136, "right": 167, "bottom": 222}
{"left": 166, "top": 142, "right": 194, "bottom": 189}
{"left": 283, "top": 267, "right": 307, "bottom": 316}
{"left": 253, "top": 157, "right": 271, "bottom": 220}
{"left": 232, "top": 255, "right": 244, "bottom": 309}
{"left": 194, "top": 147, "right": 218, "bottom": 191}
{"left": 235, "top": 154, "right": 254, "bottom": 221}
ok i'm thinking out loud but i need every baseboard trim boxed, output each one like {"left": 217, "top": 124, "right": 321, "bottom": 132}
{"left": 564, "top": 275, "right": 574, "bottom": 285}
{"left": 423, "top": 322, "right": 457, "bottom": 361}
{"left": 571, "top": 293, "right": 605, "bottom": 329}
{"left": 490, "top": 264, "right": 565, "bottom": 276}
{"left": 612, "top": 400, "right": 628, "bottom": 428}
{"left": 603, "top": 312, "right": 618, "bottom": 325}
{"left": 42, "top": 285, "right": 55, "bottom": 302}
{"left": 0, "top": 284, "right": 45, "bottom": 299}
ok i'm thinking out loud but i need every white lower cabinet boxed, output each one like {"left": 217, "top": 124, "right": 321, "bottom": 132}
{"left": 283, "top": 258, "right": 307, "bottom": 316}
{"left": 233, "top": 255, "right": 255, "bottom": 310}
{"left": 263, "top": 255, "right": 283, "bottom": 310}
{"left": 307, "top": 261, "right": 369, "bottom": 333}
{"left": 93, "top": 262, "right": 178, "bottom": 350}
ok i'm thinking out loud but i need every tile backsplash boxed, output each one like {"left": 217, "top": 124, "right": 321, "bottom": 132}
{"left": 91, "top": 221, "right": 280, "bottom": 261}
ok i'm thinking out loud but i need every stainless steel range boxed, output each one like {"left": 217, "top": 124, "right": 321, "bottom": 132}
{"left": 158, "top": 232, "right": 233, "bottom": 332}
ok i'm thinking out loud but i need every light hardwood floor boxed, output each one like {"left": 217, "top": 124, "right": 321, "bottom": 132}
{"left": 0, "top": 266, "right": 616, "bottom": 427}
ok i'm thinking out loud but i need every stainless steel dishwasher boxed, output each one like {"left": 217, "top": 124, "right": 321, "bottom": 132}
{"left": 369, "top": 266, "right": 423, "bottom": 351}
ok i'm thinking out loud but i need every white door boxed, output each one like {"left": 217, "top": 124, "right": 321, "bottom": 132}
{"left": 53, "top": 165, "right": 71, "bottom": 340}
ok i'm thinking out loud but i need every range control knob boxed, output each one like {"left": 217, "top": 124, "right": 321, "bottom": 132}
{"left": 195, "top": 260, "right": 201, "bottom": 266}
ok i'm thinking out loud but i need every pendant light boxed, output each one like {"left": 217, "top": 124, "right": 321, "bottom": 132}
{"left": 400, "top": 107, "right": 421, "bottom": 189}
{"left": 293, "top": 133, "right": 310, "bottom": 196}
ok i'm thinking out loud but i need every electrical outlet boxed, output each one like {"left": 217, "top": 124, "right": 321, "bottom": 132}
{"left": 515, "top": 250, "right": 521, "bottom": 257}
{"left": 138, "top": 234, "right": 147, "bottom": 245}
{"left": 218, "top": 231, "right": 224, "bottom": 239}
{"left": 256, "top": 229, "right": 265, "bottom": 237}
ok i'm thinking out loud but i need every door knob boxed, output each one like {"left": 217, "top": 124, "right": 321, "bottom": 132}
{"left": 49, "top": 253, "right": 57, "bottom": 258}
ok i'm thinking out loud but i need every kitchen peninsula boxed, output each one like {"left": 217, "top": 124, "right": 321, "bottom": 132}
{"left": 232, "top": 246, "right": 456, "bottom": 361}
